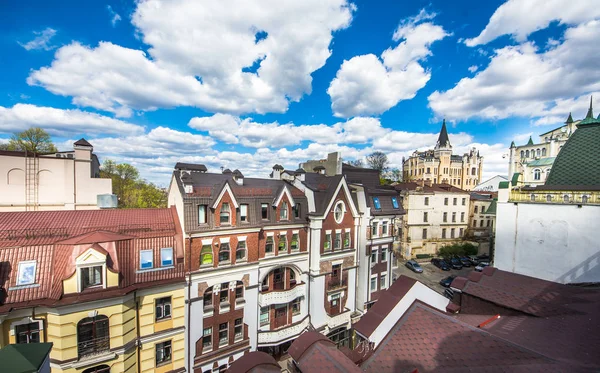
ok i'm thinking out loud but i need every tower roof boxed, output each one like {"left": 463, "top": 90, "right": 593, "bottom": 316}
{"left": 510, "top": 141, "right": 516, "bottom": 148}
{"left": 585, "top": 96, "right": 594, "bottom": 120}
{"left": 566, "top": 112, "right": 574, "bottom": 124}
{"left": 435, "top": 119, "right": 451, "bottom": 149}
{"left": 526, "top": 136, "right": 534, "bottom": 145}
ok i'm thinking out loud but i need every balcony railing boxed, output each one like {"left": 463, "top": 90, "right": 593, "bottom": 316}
{"left": 327, "top": 277, "right": 348, "bottom": 292}
{"left": 78, "top": 336, "right": 110, "bottom": 358}
{"left": 259, "top": 283, "right": 305, "bottom": 306}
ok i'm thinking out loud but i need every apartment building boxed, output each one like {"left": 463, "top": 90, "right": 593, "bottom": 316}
{"left": 342, "top": 164, "right": 404, "bottom": 311}
{"left": 168, "top": 162, "right": 361, "bottom": 372}
{"left": 395, "top": 183, "right": 470, "bottom": 258}
{"left": 0, "top": 139, "right": 113, "bottom": 212}
{"left": 0, "top": 208, "right": 186, "bottom": 373}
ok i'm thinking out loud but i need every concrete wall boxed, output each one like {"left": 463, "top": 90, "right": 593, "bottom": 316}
{"left": 495, "top": 201, "right": 600, "bottom": 284}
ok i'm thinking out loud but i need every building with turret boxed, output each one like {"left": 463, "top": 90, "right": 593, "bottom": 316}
{"left": 402, "top": 121, "right": 483, "bottom": 191}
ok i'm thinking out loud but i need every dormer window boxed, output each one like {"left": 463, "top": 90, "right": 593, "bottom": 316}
{"left": 220, "top": 203, "right": 230, "bottom": 224}
{"left": 391, "top": 197, "right": 399, "bottom": 209}
{"left": 160, "top": 248, "right": 173, "bottom": 267}
{"left": 16, "top": 261, "right": 37, "bottom": 286}
{"left": 140, "top": 250, "right": 154, "bottom": 270}
{"left": 372, "top": 197, "right": 381, "bottom": 210}
{"left": 280, "top": 201, "right": 288, "bottom": 220}
{"left": 82, "top": 266, "right": 103, "bottom": 289}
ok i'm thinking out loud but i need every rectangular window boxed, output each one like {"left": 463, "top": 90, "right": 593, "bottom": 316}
{"left": 234, "top": 318, "right": 243, "bottom": 341}
{"left": 294, "top": 203, "right": 301, "bottom": 218}
{"left": 371, "top": 249, "right": 377, "bottom": 264}
{"left": 280, "top": 201, "right": 288, "bottom": 220}
{"left": 236, "top": 240, "right": 247, "bottom": 261}
{"left": 451, "top": 228, "right": 455, "bottom": 238}
{"left": 202, "top": 327, "right": 212, "bottom": 349}
{"left": 203, "top": 291, "right": 213, "bottom": 308}
{"left": 332, "top": 264, "right": 341, "bottom": 278}
{"left": 265, "top": 236, "right": 274, "bottom": 254}
{"left": 331, "top": 293, "right": 340, "bottom": 307}
{"left": 473, "top": 219, "right": 477, "bottom": 226}
{"left": 155, "top": 297, "right": 172, "bottom": 321}
{"left": 459, "top": 228, "right": 464, "bottom": 236}
{"left": 220, "top": 285, "right": 229, "bottom": 303}
{"left": 82, "top": 266, "right": 103, "bottom": 289}
{"left": 219, "top": 323, "right": 228, "bottom": 346}
{"left": 381, "top": 248, "right": 387, "bottom": 262}
{"left": 344, "top": 231, "right": 350, "bottom": 248}
{"left": 391, "top": 197, "right": 399, "bottom": 209}
{"left": 381, "top": 222, "right": 388, "bottom": 236}
{"left": 235, "top": 285, "right": 244, "bottom": 300}
{"left": 453, "top": 198, "right": 457, "bottom": 206}
{"left": 155, "top": 340, "right": 172, "bottom": 366}
{"left": 324, "top": 233, "right": 331, "bottom": 251}
{"left": 278, "top": 235, "right": 287, "bottom": 252}
{"left": 291, "top": 234, "right": 299, "bottom": 251}
{"left": 370, "top": 277, "right": 377, "bottom": 292}
{"left": 198, "top": 205, "right": 207, "bottom": 224}
{"left": 474, "top": 206, "right": 478, "bottom": 213}
{"left": 219, "top": 243, "right": 230, "bottom": 262}
{"left": 462, "top": 198, "right": 466, "bottom": 206}
{"left": 292, "top": 298, "right": 301, "bottom": 315}
{"left": 261, "top": 203, "right": 269, "bottom": 220}
{"left": 442, "top": 228, "right": 446, "bottom": 238}
{"left": 443, "top": 212, "right": 447, "bottom": 222}
{"left": 240, "top": 204, "right": 248, "bottom": 222}
{"left": 487, "top": 219, "right": 491, "bottom": 227}
{"left": 371, "top": 222, "right": 378, "bottom": 237}
{"left": 452, "top": 212, "right": 456, "bottom": 223}
{"left": 16, "top": 261, "right": 37, "bottom": 286}
{"left": 422, "top": 229, "right": 427, "bottom": 239}
{"left": 373, "top": 197, "right": 381, "bottom": 209}
{"left": 160, "top": 247, "right": 173, "bottom": 267}
{"left": 444, "top": 198, "right": 448, "bottom": 206}
{"left": 140, "top": 250, "right": 153, "bottom": 269}
{"left": 423, "top": 212, "right": 428, "bottom": 222}
{"left": 260, "top": 307, "right": 269, "bottom": 326}
{"left": 424, "top": 197, "right": 429, "bottom": 206}
{"left": 380, "top": 274, "right": 387, "bottom": 289}
{"left": 461, "top": 212, "right": 465, "bottom": 222}
{"left": 15, "top": 322, "right": 40, "bottom": 344}
{"left": 201, "top": 245, "right": 213, "bottom": 265}
{"left": 334, "top": 232, "right": 342, "bottom": 250}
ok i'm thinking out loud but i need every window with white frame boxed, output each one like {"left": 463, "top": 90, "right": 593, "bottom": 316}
{"left": 160, "top": 248, "right": 173, "bottom": 267}
{"left": 16, "top": 261, "right": 37, "bottom": 286}
{"left": 15, "top": 322, "right": 40, "bottom": 344}
{"left": 452, "top": 212, "right": 456, "bottom": 222}
{"left": 453, "top": 198, "right": 457, "bottom": 206}
{"left": 292, "top": 298, "right": 301, "bottom": 315}
{"left": 280, "top": 201, "right": 288, "bottom": 220}
{"left": 459, "top": 228, "right": 464, "bottom": 236}
{"left": 324, "top": 233, "right": 332, "bottom": 251}
{"left": 236, "top": 240, "right": 246, "bottom": 261}
{"left": 381, "top": 222, "right": 388, "bottom": 236}
{"left": 278, "top": 234, "right": 287, "bottom": 252}
{"left": 534, "top": 169, "right": 541, "bottom": 181}
{"left": 582, "top": 195, "right": 589, "bottom": 203}
{"left": 443, "top": 212, "right": 447, "bottom": 222}
{"left": 424, "top": 197, "right": 429, "bottom": 206}
{"left": 461, "top": 212, "right": 465, "bottom": 222}
{"left": 198, "top": 205, "right": 207, "bottom": 225}
{"left": 140, "top": 250, "right": 153, "bottom": 270}
{"left": 442, "top": 228, "right": 446, "bottom": 238}
{"left": 260, "top": 307, "right": 269, "bottom": 326}
{"left": 422, "top": 229, "right": 427, "bottom": 239}
{"left": 261, "top": 203, "right": 269, "bottom": 219}
{"left": 344, "top": 231, "right": 350, "bottom": 248}
{"left": 219, "top": 243, "right": 230, "bottom": 262}
{"left": 334, "top": 201, "right": 345, "bottom": 223}
{"left": 220, "top": 203, "right": 230, "bottom": 224}
{"left": 530, "top": 194, "right": 536, "bottom": 202}
{"left": 334, "top": 232, "right": 342, "bottom": 250}
{"left": 371, "top": 249, "right": 378, "bottom": 264}
{"left": 451, "top": 228, "right": 455, "bottom": 238}
{"left": 380, "top": 274, "right": 387, "bottom": 289}
{"left": 234, "top": 318, "right": 243, "bottom": 341}
{"left": 202, "top": 327, "right": 212, "bottom": 350}
{"left": 371, "top": 222, "right": 378, "bottom": 237}
{"left": 155, "top": 340, "right": 172, "bottom": 366}
{"left": 423, "top": 212, "right": 428, "bottom": 222}
{"left": 380, "top": 247, "right": 387, "bottom": 262}
{"left": 265, "top": 236, "right": 274, "bottom": 254}
{"left": 155, "top": 297, "right": 172, "bottom": 321}
{"left": 563, "top": 195, "right": 569, "bottom": 203}
{"left": 370, "top": 277, "right": 377, "bottom": 292}
{"left": 240, "top": 204, "right": 248, "bottom": 222}
{"left": 81, "top": 266, "right": 103, "bottom": 289}
{"left": 462, "top": 198, "right": 466, "bottom": 206}
{"left": 200, "top": 245, "right": 213, "bottom": 266}
{"left": 291, "top": 233, "right": 299, "bottom": 251}
{"left": 546, "top": 194, "right": 552, "bottom": 202}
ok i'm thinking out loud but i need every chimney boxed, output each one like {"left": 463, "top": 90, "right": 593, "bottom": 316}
{"left": 232, "top": 169, "right": 244, "bottom": 185}
{"left": 272, "top": 164, "right": 284, "bottom": 180}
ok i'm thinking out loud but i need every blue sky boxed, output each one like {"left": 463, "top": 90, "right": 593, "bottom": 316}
{"left": 1, "top": 0, "right": 600, "bottom": 185}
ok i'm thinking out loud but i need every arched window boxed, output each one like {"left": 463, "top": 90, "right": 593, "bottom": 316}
{"left": 471, "top": 167, "right": 476, "bottom": 175}
{"left": 563, "top": 195, "right": 569, "bottom": 203}
{"left": 536, "top": 149, "right": 540, "bottom": 157}
{"left": 83, "top": 365, "right": 110, "bottom": 373}
{"left": 541, "top": 148, "right": 546, "bottom": 156}
{"left": 203, "top": 287, "right": 213, "bottom": 308}
{"left": 219, "top": 243, "right": 230, "bottom": 262}
{"left": 526, "top": 150, "right": 530, "bottom": 158}
{"left": 533, "top": 169, "right": 541, "bottom": 180}
{"left": 520, "top": 150, "right": 525, "bottom": 158}
{"left": 200, "top": 245, "right": 213, "bottom": 266}
{"left": 77, "top": 315, "right": 109, "bottom": 358}
{"left": 220, "top": 203, "right": 230, "bottom": 224}
{"left": 582, "top": 195, "right": 589, "bottom": 203}
{"left": 546, "top": 194, "right": 552, "bottom": 202}
{"left": 530, "top": 194, "right": 536, "bottom": 202}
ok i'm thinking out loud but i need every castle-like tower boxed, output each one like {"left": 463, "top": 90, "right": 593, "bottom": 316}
{"left": 402, "top": 120, "right": 483, "bottom": 190}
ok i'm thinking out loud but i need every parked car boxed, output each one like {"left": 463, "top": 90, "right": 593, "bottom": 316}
{"left": 468, "top": 255, "right": 480, "bottom": 266}
{"left": 475, "top": 262, "right": 490, "bottom": 272}
{"left": 444, "top": 288, "right": 455, "bottom": 300}
{"left": 448, "top": 257, "right": 463, "bottom": 270}
{"left": 431, "top": 258, "right": 451, "bottom": 271}
{"left": 459, "top": 256, "right": 472, "bottom": 267}
{"left": 440, "top": 275, "right": 457, "bottom": 288}
{"left": 405, "top": 260, "right": 423, "bottom": 273}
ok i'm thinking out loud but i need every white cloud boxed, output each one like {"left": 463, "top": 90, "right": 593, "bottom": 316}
{"left": 0, "top": 104, "right": 144, "bottom": 136}
{"left": 468, "top": 65, "right": 478, "bottom": 73}
{"left": 429, "top": 20, "right": 600, "bottom": 125}
{"left": 107, "top": 5, "right": 122, "bottom": 27}
{"left": 465, "top": 0, "right": 600, "bottom": 46}
{"left": 28, "top": 0, "right": 355, "bottom": 117}
{"left": 327, "top": 9, "right": 449, "bottom": 118}
{"left": 512, "top": 132, "right": 534, "bottom": 143}
{"left": 18, "top": 28, "right": 57, "bottom": 51}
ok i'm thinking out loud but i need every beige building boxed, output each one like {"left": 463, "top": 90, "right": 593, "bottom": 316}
{"left": 0, "top": 139, "right": 113, "bottom": 211}
{"left": 395, "top": 183, "right": 470, "bottom": 258}
{"left": 403, "top": 120, "right": 483, "bottom": 191}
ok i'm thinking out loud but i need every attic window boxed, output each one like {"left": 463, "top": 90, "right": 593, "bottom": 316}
{"left": 391, "top": 197, "right": 399, "bottom": 209}
{"left": 140, "top": 250, "right": 153, "bottom": 269}
{"left": 334, "top": 201, "right": 345, "bottom": 224}
{"left": 280, "top": 201, "right": 288, "bottom": 221}
{"left": 372, "top": 197, "right": 381, "bottom": 210}
{"left": 161, "top": 248, "right": 173, "bottom": 267}
{"left": 220, "top": 203, "right": 231, "bottom": 224}
{"left": 16, "top": 261, "right": 37, "bottom": 286}
{"left": 81, "top": 266, "right": 103, "bottom": 289}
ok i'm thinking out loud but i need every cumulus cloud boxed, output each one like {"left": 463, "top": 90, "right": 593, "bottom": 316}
{"left": 28, "top": 0, "right": 355, "bottom": 117}
{"left": 18, "top": 27, "right": 57, "bottom": 51}
{"left": 327, "top": 9, "right": 449, "bottom": 118}
{"left": 465, "top": 0, "right": 600, "bottom": 46}
{"left": 0, "top": 104, "right": 144, "bottom": 136}
{"left": 468, "top": 65, "right": 478, "bottom": 73}
{"left": 107, "top": 5, "right": 122, "bottom": 27}
{"left": 429, "top": 20, "right": 600, "bottom": 124}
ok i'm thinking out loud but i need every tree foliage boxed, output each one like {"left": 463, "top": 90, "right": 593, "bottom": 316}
{"left": 100, "top": 160, "right": 167, "bottom": 208}
{"left": 5, "top": 127, "right": 58, "bottom": 153}
{"left": 438, "top": 243, "right": 478, "bottom": 258}
{"left": 347, "top": 159, "right": 363, "bottom": 167}
{"left": 366, "top": 151, "right": 389, "bottom": 172}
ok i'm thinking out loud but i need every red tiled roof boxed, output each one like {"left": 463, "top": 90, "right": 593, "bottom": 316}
{"left": 226, "top": 351, "right": 280, "bottom": 373}
{"left": 56, "top": 231, "right": 136, "bottom": 245}
{"left": 354, "top": 275, "right": 416, "bottom": 337}
{"left": 289, "top": 332, "right": 362, "bottom": 373}
{"left": 361, "top": 301, "right": 570, "bottom": 372}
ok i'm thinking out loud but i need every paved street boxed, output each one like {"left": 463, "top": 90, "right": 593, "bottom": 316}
{"left": 393, "top": 260, "right": 473, "bottom": 294}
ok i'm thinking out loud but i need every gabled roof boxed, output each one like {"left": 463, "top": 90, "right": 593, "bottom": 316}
{"left": 0, "top": 342, "right": 53, "bottom": 373}
{"left": 73, "top": 138, "right": 92, "bottom": 147}
{"left": 175, "top": 162, "right": 207, "bottom": 172}
{"left": 55, "top": 230, "right": 135, "bottom": 245}
{"left": 302, "top": 173, "right": 346, "bottom": 215}
{"left": 289, "top": 332, "right": 362, "bottom": 373}
{"left": 482, "top": 199, "right": 497, "bottom": 214}
{"left": 226, "top": 351, "right": 280, "bottom": 373}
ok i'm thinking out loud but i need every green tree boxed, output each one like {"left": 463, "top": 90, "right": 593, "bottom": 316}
{"left": 347, "top": 159, "right": 363, "bottom": 167}
{"left": 6, "top": 127, "right": 58, "bottom": 153}
{"left": 100, "top": 160, "right": 166, "bottom": 208}
{"left": 366, "top": 151, "right": 389, "bottom": 172}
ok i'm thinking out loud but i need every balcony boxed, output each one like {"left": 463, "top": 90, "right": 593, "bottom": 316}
{"left": 259, "top": 283, "right": 305, "bottom": 306}
{"left": 78, "top": 336, "right": 110, "bottom": 358}
{"left": 327, "top": 277, "right": 348, "bottom": 293}
{"left": 327, "top": 309, "right": 351, "bottom": 329}
{"left": 258, "top": 316, "right": 310, "bottom": 344}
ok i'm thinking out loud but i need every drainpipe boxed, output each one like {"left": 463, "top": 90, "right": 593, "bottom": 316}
{"left": 186, "top": 235, "right": 192, "bottom": 373}
{"left": 134, "top": 290, "right": 141, "bottom": 373}
{"left": 31, "top": 307, "right": 44, "bottom": 342}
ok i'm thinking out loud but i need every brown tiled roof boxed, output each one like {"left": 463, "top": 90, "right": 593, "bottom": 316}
{"left": 302, "top": 173, "right": 345, "bottom": 215}
{"left": 55, "top": 231, "right": 136, "bottom": 245}
{"left": 354, "top": 276, "right": 416, "bottom": 338}
{"left": 226, "top": 351, "right": 280, "bottom": 373}
{"left": 453, "top": 268, "right": 600, "bottom": 370}
{"left": 361, "top": 301, "right": 570, "bottom": 372}
{"left": 289, "top": 331, "right": 362, "bottom": 373}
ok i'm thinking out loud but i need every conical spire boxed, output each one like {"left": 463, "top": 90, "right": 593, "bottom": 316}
{"left": 585, "top": 96, "right": 594, "bottom": 119}
{"left": 510, "top": 140, "right": 516, "bottom": 148}
{"left": 435, "top": 119, "right": 451, "bottom": 149}
{"left": 526, "top": 136, "right": 534, "bottom": 145}
{"left": 565, "top": 112, "right": 573, "bottom": 124}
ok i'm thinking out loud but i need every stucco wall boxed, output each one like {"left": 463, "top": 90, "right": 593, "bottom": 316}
{"left": 495, "top": 201, "right": 600, "bottom": 284}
